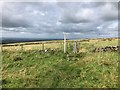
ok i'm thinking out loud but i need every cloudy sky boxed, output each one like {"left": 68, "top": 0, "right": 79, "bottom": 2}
{"left": 1, "top": 1, "right": 119, "bottom": 39}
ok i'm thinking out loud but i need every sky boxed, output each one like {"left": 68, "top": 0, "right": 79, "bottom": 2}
{"left": 0, "top": 0, "right": 119, "bottom": 39}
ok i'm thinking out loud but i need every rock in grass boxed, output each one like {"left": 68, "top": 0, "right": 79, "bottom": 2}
{"left": 101, "top": 60, "right": 112, "bottom": 66}
{"left": 67, "top": 53, "right": 74, "bottom": 61}
{"left": 2, "top": 79, "right": 8, "bottom": 84}
{"left": 67, "top": 52, "right": 85, "bottom": 61}
{"left": 13, "top": 55, "right": 22, "bottom": 61}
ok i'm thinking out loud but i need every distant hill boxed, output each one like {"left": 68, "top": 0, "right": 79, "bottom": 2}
{"left": 1, "top": 37, "right": 64, "bottom": 44}
{"left": 1, "top": 37, "right": 119, "bottom": 44}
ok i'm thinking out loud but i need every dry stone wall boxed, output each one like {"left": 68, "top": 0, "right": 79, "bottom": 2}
{"left": 93, "top": 46, "right": 120, "bottom": 52}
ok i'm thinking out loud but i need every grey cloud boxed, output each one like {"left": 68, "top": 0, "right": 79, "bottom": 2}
{"left": 2, "top": 15, "right": 32, "bottom": 27}
{"left": 2, "top": 2, "right": 118, "bottom": 39}
{"left": 56, "top": 22, "right": 100, "bottom": 34}
{"left": 99, "top": 2, "right": 118, "bottom": 21}
{"left": 59, "top": 8, "right": 94, "bottom": 24}
{"left": 101, "top": 14, "right": 117, "bottom": 21}
{"left": 59, "top": 2, "right": 118, "bottom": 24}
{"left": 2, "top": 2, "right": 34, "bottom": 28}
{"left": 59, "top": 12, "right": 91, "bottom": 24}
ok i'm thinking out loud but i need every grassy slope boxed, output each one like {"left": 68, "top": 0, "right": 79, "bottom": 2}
{"left": 2, "top": 38, "right": 119, "bottom": 88}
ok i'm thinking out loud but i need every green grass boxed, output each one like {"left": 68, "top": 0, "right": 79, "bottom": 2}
{"left": 2, "top": 38, "right": 119, "bottom": 88}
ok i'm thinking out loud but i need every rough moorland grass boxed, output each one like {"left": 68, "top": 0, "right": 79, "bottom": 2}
{"left": 2, "top": 38, "right": 119, "bottom": 88}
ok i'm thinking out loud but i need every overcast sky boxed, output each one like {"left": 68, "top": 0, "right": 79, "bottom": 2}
{"left": 1, "top": 1, "right": 119, "bottom": 39}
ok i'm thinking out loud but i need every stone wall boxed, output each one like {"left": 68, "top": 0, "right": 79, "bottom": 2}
{"left": 93, "top": 46, "right": 120, "bottom": 52}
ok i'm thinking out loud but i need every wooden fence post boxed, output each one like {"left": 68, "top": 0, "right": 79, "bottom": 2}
{"left": 1, "top": 45, "right": 3, "bottom": 52}
{"left": 20, "top": 45, "right": 24, "bottom": 51}
{"left": 67, "top": 41, "right": 69, "bottom": 48}
{"left": 42, "top": 43, "right": 44, "bottom": 50}
{"left": 60, "top": 42, "right": 62, "bottom": 50}
{"left": 78, "top": 41, "right": 80, "bottom": 52}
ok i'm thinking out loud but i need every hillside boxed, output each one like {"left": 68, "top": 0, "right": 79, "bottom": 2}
{"left": 2, "top": 38, "right": 119, "bottom": 88}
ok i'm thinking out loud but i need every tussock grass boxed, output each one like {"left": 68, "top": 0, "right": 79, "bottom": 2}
{"left": 2, "top": 38, "right": 119, "bottom": 88}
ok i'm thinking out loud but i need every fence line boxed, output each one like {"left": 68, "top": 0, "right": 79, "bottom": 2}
{"left": 1, "top": 40, "right": 82, "bottom": 52}
{"left": 1, "top": 40, "right": 81, "bottom": 47}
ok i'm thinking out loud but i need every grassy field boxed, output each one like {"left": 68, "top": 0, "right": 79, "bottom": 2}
{"left": 1, "top": 38, "right": 119, "bottom": 88}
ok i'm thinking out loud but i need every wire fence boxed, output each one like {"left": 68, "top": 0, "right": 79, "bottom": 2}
{"left": 1, "top": 40, "right": 81, "bottom": 52}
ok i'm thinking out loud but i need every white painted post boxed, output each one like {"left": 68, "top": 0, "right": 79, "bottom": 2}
{"left": 64, "top": 33, "right": 67, "bottom": 53}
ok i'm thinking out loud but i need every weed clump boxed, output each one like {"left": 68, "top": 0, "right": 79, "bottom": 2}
{"left": 100, "top": 60, "right": 112, "bottom": 66}
{"left": 67, "top": 52, "right": 86, "bottom": 61}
